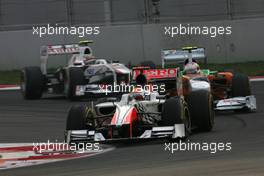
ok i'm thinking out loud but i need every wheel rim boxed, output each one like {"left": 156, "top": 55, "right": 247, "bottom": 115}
{"left": 85, "top": 107, "right": 96, "bottom": 129}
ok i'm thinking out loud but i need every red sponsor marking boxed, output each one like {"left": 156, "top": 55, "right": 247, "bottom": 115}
{"left": 133, "top": 68, "right": 178, "bottom": 80}
{"left": 111, "top": 112, "right": 118, "bottom": 125}
{"left": 3, "top": 152, "right": 94, "bottom": 162}
{"left": 0, "top": 144, "right": 70, "bottom": 153}
{"left": 0, "top": 146, "right": 34, "bottom": 152}
{"left": 0, "top": 144, "right": 112, "bottom": 170}
{"left": 0, "top": 85, "right": 18, "bottom": 88}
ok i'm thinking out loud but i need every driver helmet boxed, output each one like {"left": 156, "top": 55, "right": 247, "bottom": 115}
{"left": 83, "top": 47, "right": 94, "bottom": 61}
{"left": 129, "top": 93, "right": 144, "bottom": 101}
{"left": 133, "top": 93, "right": 144, "bottom": 101}
{"left": 183, "top": 60, "right": 200, "bottom": 74}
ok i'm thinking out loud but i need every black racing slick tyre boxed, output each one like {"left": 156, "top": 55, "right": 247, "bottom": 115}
{"left": 161, "top": 97, "right": 191, "bottom": 134}
{"left": 20, "top": 66, "right": 44, "bottom": 99}
{"left": 140, "top": 60, "right": 156, "bottom": 69}
{"left": 186, "top": 90, "right": 214, "bottom": 132}
{"left": 231, "top": 73, "right": 251, "bottom": 97}
{"left": 66, "top": 105, "right": 95, "bottom": 131}
{"left": 65, "top": 105, "right": 96, "bottom": 143}
{"left": 64, "top": 67, "right": 85, "bottom": 101}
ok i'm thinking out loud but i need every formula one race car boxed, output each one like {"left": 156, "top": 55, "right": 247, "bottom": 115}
{"left": 20, "top": 40, "right": 130, "bottom": 100}
{"left": 65, "top": 67, "right": 214, "bottom": 143}
{"left": 162, "top": 46, "right": 257, "bottom": 112}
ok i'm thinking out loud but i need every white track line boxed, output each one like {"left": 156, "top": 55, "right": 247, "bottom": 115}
{"left": 0, "top": 143, "right": 115, "bottom": 170}
{"left": 0, "top": 143, "right": 33, "bottom": 147}
{"left": 0, "top": 86, "right": 20, "bottom": 91}
{"left": 250, "top": 78, "right": 264, "bottom": 82}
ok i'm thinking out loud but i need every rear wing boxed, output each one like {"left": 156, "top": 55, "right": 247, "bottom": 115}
{"left": 132, "top": 68, "right": 178, "bottom": 81}
{"left": 40, "top": 44, "right": 79, "bottom": 56}
{"left": 161, "top": 47, "right": 207, "bottom": 68}
{"left": 40, "top": 40, "right": 93, "bottom": 74}
{"left": 40, "top": 40, "right": 93, "bottom": 57}
{"left": 132, "top": 68, "right": 179, "bottom": 94}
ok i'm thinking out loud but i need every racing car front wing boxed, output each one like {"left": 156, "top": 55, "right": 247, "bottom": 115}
{"left": 66, "top": 124, "right": 185, "bottom": 143}
{"left": 214, "top": 95, "right": 257, "bottom": 111}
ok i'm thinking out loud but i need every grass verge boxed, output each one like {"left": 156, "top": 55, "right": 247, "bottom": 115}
{"left": 0, "top": 70, "right": 20, "bottom": 85}
{"left": 0, "top": 62, "right": 263, "bottom": 84}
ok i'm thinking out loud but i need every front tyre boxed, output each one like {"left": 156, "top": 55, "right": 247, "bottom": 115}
{"left": 161, "top": 97, "right": 191, "bottom": 135}
{"left": 231, "top": 73, "right": 251, "bottom": 97}
{"left": 66, "top": 105, "right": 93, "bottom": 130}
{"left": 186, "top": 90, "right": 214, "bottom": 132}
{"left": 65, "top": 105, "right": 95, "bottom": 143}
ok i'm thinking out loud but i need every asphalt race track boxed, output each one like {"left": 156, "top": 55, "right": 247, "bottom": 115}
{"left": 1, "top": 82, "right": 264, "bottom": 176}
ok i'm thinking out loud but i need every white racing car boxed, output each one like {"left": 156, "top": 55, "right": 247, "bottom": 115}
{"left": 20, "top": 40, "right": 130, "bottom": 100}
{"left": 65, "top": 67, "right": 215, "bottom": 143}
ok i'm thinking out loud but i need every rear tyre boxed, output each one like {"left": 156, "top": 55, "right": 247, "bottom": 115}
{"left": 20, "top": 66, "right": 44, "bottom": 99}
{"left": 161, "top": 97, "right": 191, "bottom": 135}
{"left": 231, "top": 73, "right": 251, "bottom": 97}
{"left": 140, "top": 60, "right": 156, "bottom": 69}
{"left": 64, "top": 67, "right": 85, "bottom": 101}
{"left": 186, "top": 90, "right": 214, "bottom": 132}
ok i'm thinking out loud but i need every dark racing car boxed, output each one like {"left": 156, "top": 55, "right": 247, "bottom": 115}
{"left": 162, "top": 46, "right": 257, "bottom": 112}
